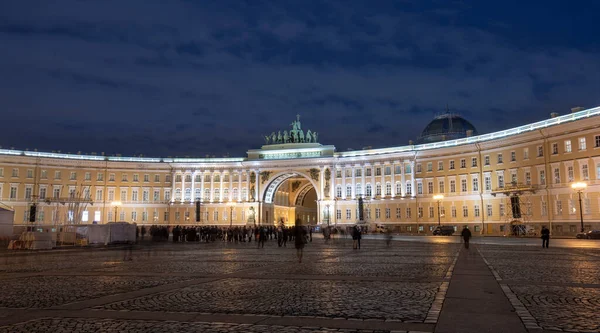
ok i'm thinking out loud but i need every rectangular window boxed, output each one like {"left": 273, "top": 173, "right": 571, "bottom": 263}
{"left": 153, "top": 190, "right": 160, "bottom": 201}
{"left": 541, "top": 201, "right": 547, "bottom": 216}
{"left": 143, "top": 189, "right": 149, "bottom": 202}
{"left": 484, "top": 175, "right": 491, "bottom": 191}
{"left": 109, "top": 173, "right": 115, "bottom": 181}
{"left": 95, "top": 189, "right": 103, "bottom": 201}
{"left": 511, "top": 172, "right": 518, "bottom": 184}
{"left": 471, "top": 157, "right": 477, "bottom": 168}
{"left": 406, "top": 183, "right": 412, "bottom": 196}
{"left": 427, "top": 181, "right": 433, "bottom": 194}
{"left": 95, "top": 172, "right": 103, "bottom": 181}
{"left": 484, "top": 156, "right": 490, "bottom": 166}
{"left": 131, "top": 211, "right": 137, "bottom": 222}
{"left": 486, "top": 204, "right": 492, "bottom": 217}
{"left": 12, "top": 168, "right": 19, "bottom": 177}
{"left": 567, "top": 166, "right": 574, "bottom": 182}
{"left": 375, "top": 208, "right": 381, "bottom": 219}
{"left": 472, "top": 177, "right": 479, "bottom": 192}
{"left": 497, "top": 154, "right": 503, "bottom": 164}
{"left": 365, "top": 168, "right": 371, "bottom": 176}
{"left": 384, "top": 167, "right": 391, "bottom": 175}
{"left": 474, "top": 205, "right": 480, "bottom": 217}
{"left": 165, "top": 190, "right": 171, "bottom": 201}
{"left": 499, "top": 203, "right": 505, "bottom": 216}
{"left": 564, "top": 140, "right": 572, "bottom": 153}
{"left": 539, "top": 170, "right": 546, "bottom": 185}
{"left": 498, "top": 174, "right": 504, "bottom": 188}
{"left": 418, "top": 207, "right": 423, "bottom": 218}
{"left": 439, "top": 181, "right": 445, "bottom": 193}
{"left": 579, "top": 137, "right": 586, "bottom": 150}
{"left": 155, "top": 174, "right": 160, "bottom": 182}
{"left": 451, "top": 206, "right": 457, "bottom": 218}
{"left": 54, "top": 171, "right": 61, "bottom": 180}
{"left": 523, "top": 148, "right": 529, "bottom": 160}
{"left": 39, "top": 187, "right": 46, "bottom": 200}
{"left": 355, "top": 168, "right": 362, "bottom": 177}
{"left": 396, "top": 207, "right": 401, "bottom": 219}
{"left": 427, "top": 163, "right": 432, "bottom": 172}
{"left": 438, "top": 161, "right": 443, "bottom": 171}
{"left": 417, "top": 183, "right": 423, "bottom": 195}
{"left": 537, "top": 146, "right": 544, "bottom": 157}
{"left": 429, "top": 206, "right": 434, "bottom": 218}
{"left": 40, "top": 170, "right": 47, "bottom": 179}
{"left": 27, "top": 169, "right": 33, "bottom": 178}
{"left": 510, "top": 151, "right": 516, "bottom": 162}
{"left": 582, "top": 164, "right": 589, "bottom": 180}
{"left": 70, "top": 172, "right": 77, "bottom": 180}
{"left": 395, "top": 165, "right": 402, "bottom": 174}
{"left": 461, "top": 179, "right": 467, "bottom": 192}
{"left": 0, "top": 168, "right": 3, "bottom": 177}
{"left": 25, "top": 187, "right": 32, "bottom": 200}
{"left": 449, "top": 160, "right": 455, "bottom": 170}
{"left": 376, "top": 168, "right": 381, "bottom": 176}
{"left": 144, "top": 174, "right": 149, "bottom": 182}
{"left": 554, "top": 168, "right": 560, "bottom": 184}
{"left": 122, "top": 174, "right": 128, "bottom": 182}
{"left": 552, "top": 143, "right": 558, "bottom": 154}
{"left": 595, "top": 135, "right": 600, "bottom": 148}
{"left": 336, "top": 209, "right": 341, "bottom": 220}
{"left": 460, "top": 159, "right": 466, "bottom": 168}
{"left": 53, "top": 188, "right": 60, "bottom": 199}
{"left": 107, "top": 189, "right": 114, "bottom": 201}
{"left": 417, "top": 164, "right": 422, "bottom": 173}
{"left": 555, "top": 200, "right": 562, "bottom": 215}
{"left": 525, "top": 172, "right": 531, "bottom": 185}
{"left": 346, "top": 209, "right": 351, "bottom": 220}
{"left": 450, "top": 180, "right": 456, "bottom": 193}
{"left": 133, "top": 174, "right": 139, "bottom": 182}
{"left": 84, "top": 172, "right": 91, "bottom": 181}
{"left": 406, "top": 207, "right": 411, "bottom": 218}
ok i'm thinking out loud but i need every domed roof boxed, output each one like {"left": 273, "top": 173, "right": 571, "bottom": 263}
{"left": 417, "top": 113, "right": 478, "bottom": 144}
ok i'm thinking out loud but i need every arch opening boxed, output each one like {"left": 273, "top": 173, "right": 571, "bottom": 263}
{"left": 262, "top": 172, "right": 318, "bottom": 226}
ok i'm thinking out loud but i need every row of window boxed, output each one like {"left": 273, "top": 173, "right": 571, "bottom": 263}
{"left": 335, "top": 182, "right": 412, "bottom": 198}
{"left": 174, "top": 187, "right": 249, "bottom": 201}
{"left": 0, "top": 168, "right": 174, "bottom": 183}
{"left": 175, "top": 173, "right": 248, "bottom": 183}
{"left": 335, "top": 164, "right": 412, "bottom": 178}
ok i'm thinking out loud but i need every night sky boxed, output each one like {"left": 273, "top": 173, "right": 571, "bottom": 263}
{"left": 1, "top": 1, "right": 599, "bottom": 158}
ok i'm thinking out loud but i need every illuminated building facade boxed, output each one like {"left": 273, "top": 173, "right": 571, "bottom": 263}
{"left": 1, "top": 107, "right": 600, "bottom": 236}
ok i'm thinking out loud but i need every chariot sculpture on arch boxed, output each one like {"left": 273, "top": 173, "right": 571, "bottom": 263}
{"left": 263, "top": 114, "right": 320, "bottom": 144}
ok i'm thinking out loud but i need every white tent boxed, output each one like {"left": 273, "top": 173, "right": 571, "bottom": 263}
{"left": 0, "top": 204, "right": 14, "bottom": 238}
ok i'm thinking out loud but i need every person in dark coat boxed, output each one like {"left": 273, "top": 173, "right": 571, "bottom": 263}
{"left": 258, "top": 227, "right": 266, "bottom": 248}
{"left": 294, "top": 219, "right": 307, "bottom": 263}
{"left": 461, "top": 226, "right": 472, "bottom": 249}
{"left": 352, "top": 226, "right": 362, "bottom": 249}
{"left": 541, "top": 226, "right": 550, "bottom": 248}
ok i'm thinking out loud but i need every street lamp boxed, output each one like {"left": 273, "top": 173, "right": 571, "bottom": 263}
{"left": 111, "top": 201, "right": 122, "bottom": 222}
{"left": 433, "top": 195, "right": 444, "bottom": 226}
{"left": 226, "top": 201, "right": 235, "bottom": 227}
{"left": 571, "top": 182, "right": 587, "bottom": 232}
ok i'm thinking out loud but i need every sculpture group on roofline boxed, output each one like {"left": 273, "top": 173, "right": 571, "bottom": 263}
{"left": 264, "top": 115, "right": 319, "bottom": 145}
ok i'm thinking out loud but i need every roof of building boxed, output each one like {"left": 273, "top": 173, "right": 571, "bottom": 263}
{"left": 417, "top": 113, "right": 478, "bottom": 144}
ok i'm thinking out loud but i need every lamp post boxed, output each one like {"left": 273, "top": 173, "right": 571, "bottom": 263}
{"left": 111, "top": 201, "right": 122, "bottom": 222}
{"left": 571, "top": 182, "right": 587, "bottom": 233}
{"left": 433, "top": 195, "right": 444, "bottom": 226}
{"left": 227, "top": 202, "right": 235, "bottom": 227}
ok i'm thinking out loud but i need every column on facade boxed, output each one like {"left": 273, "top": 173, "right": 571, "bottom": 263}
{"left": 191, "top": 170, "right": 196, "bottom": 201}
{"left": 200, "top": 170, "right": 205, "bottom": 202}
{"left": 254, "top": 169, "right": 260, "bottom": 202}
{"left": 210, "top": 170, "right": 215, "bottom": 202}
{"left": 391, "top": 162, "right": 395, "bottom": 197}
{"left": 319, "top": 166, "right": 325, "bottom": 201}
{"left": 361, "top": 165, "right": 365, "bottom": 198}
{"left": 341, "top": 166, "right": 346, "bottom": 199}
{"left": 330, "top": 166, "right": 336, "bottom": 199}
{"left": 371, "top": 164, "right": 376, "bottom": 196}
{"left": 228, "top": 170, "right": 233, "bottom": 202}
{"left": 237, "top": 170, "right": 242, "bottom": 202}
{"left": 170, "top": 170, "right": 176, "bottom": 203}
{"left": 401, "top": 161, "right": 406, "bottom": 196}
{"left": 180, "top": 172, "right": 185, "bottom": 203}
{"left": 245, "top": 171, "right": 250, "bottom": 201}
{"left": 219, "top": 170, "right": 224, "bottom": 202}
{"left": 410, "top": 161, "right": 416, "bottom": 197}
{"left": 351, "top": 165, "right": 356, "bottom": 199}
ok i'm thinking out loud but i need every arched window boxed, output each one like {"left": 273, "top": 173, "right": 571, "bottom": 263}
{"left": 175, "top": 188, "right": 182, "bottom": 200}
{"left": 194, "top": 188, "right": 201, "bottom": 200}
{"left": 184, "top": 188, "right": 191, "bottom": 200}
{"left": 386, "top": 182, "right": 392, "bottom": 196}
{"left": 356, "top": 183, "right": 362, "bottom": 196}
{"left": 345, "top": 185, "right": 352, "bottom": 197}
{"left": 366, "top": 184, "right": 372, "bottom": 197}
{"left": 376, "top": 184, "right": 382, "bottom": 196}
{"left": 406, "top": 183, "right": 412, "bottom": 195}
{"left": 214, "top": 174, "right": 220, "bottom": 182}
{"left": 204, "top": 188, "right": 210, "bottom": 200}
{"left": 214, "top": 188, "right": 220, "bottom": 201}
{"left": 223, "top": 188, "right": 229, "bottom": 201}
{"left": 241, "top": 188, "right": 248, "bottom": 201}
{"left": 396, "top": 182, "right": 402, "bottom": 196}
{"left": 336, "top": 185, "right": 342, "bottom": 198}
{"left": 232, "top": 188, "right": 239, "bottom": 201}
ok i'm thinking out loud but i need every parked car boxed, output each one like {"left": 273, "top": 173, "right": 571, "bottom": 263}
{"left": 433, "top": 226, "right": 455, "bottom": 236}
{"left": 576, "top": 230, "right": 600, "bottom": 239}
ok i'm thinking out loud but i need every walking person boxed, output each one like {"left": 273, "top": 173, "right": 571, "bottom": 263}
{"left": 541, "top": 226, "right": 550, "bottom": 248}
{"left": 352, "top": 225, "right": 361, "bottom": 249}
{"left": 258, "top": 227, "right": 266, "bottom": 248}
{"left": 294, "top": 219, "right": 307, "bottom": 263}
{"left": 461, "top": 226, "right": 472, "bottom": 249}
{"left": 309, "top": 227, "right": 313, "bottom": 242}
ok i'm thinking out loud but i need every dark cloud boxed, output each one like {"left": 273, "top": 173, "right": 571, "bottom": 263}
{"left": 0, "top": 0, "right": 599, "bottom": 157}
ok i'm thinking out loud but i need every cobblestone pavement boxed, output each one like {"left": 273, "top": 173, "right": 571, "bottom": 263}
{"left": 0, "top": 239, "right": 455, "bottom": 332}
{"left": 480, "top": 245, "right": 600, "bottom": 332}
